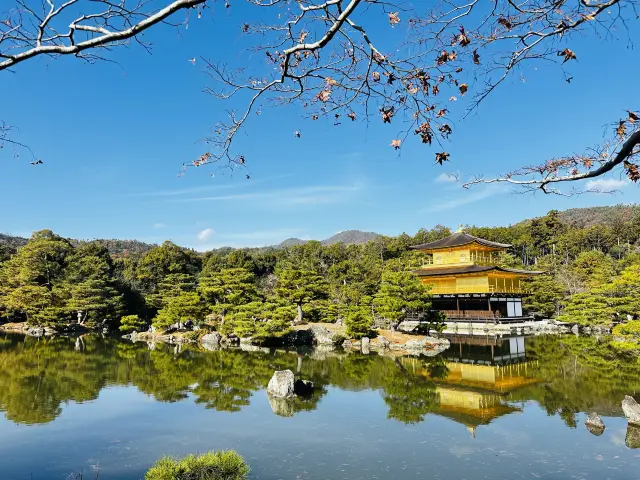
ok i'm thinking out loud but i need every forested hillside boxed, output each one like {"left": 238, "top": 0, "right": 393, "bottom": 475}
{"left": 2, "top": 206, "right": 640, "bottom": 353}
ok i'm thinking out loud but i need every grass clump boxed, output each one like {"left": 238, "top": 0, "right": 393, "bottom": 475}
{"left": 145, "top": 450, "right": 249, "bottom": 480}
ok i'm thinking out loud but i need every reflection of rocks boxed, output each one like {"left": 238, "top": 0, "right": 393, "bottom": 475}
{"left": 622, "top": 396, "right": 640, "bottom": 425}
{"left": 626, "top": 424, "right": 640, "bottom": 449}
{"left": 371, "top": 336, "right": 390, "bottom": 350}
{"left": 361, "top": 337, "right": 370, "bottom": 354}
{"left": 294, "top": 379, "right": 314, "bottom": 397}
{"left": 389, "top": 336, "right": 450, "bottom": 356}
{"left": 267, "top": 395, "right": 295, "bottom": 417}
{"left": 267, "top": 370, "right": 295, "bottom": 398}
{"left": 240, "top": 343, "right": 270, "bottom": 353}
{"left": 584, "top": 412, "right": 605, "bottom": 436}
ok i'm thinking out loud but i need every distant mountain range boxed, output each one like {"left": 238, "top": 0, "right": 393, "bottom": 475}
{"left": 277, "top": 230, "right": 381, "bottom": 248}
{"left": 2, "top": 205, "right": 638, "bottom": 255}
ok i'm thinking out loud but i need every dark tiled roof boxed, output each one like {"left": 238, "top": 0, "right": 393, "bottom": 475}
{"left": 410, "top": 232, "right": 512, "bottom": 251}
{"left": 413, "top": 265, "right": 543, "bottom": 277}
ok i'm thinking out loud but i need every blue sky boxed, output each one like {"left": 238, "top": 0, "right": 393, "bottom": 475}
{"left": 1, "top": 4, "right": 639, "bottom": 250}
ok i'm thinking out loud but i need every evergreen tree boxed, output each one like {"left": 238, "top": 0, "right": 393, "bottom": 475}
{"left": 119, "top": 314, "right": 147, "bottom": 333}
{"left": 345, "top": 307, "right": 373, "bottom": 339}
{"left": 63, "top": 242, "right": 123, "bottom": 325}
{"left": 275, "top": 269, "right": 327, "bottom": 324}
{"left": 198, "top": 267, "right": 258, "bottom": 324}
{"left": 153, "top": 292, "right": 206, "bottom": 330}
{"left": 523, "top": 274, "right": 565, "bottom": 318}
{"left": 0, "top": 230, "right": 73, "bottom": 324}
{"left": 373, "top": 271, "right": 431, "bottom": 323}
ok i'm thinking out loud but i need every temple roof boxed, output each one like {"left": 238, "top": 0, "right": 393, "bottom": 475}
{"left": 410, "top": 232, "right": 512, "bottom": 251}
{"left": 413, "top": 265, "right": 543, "bottom": 277}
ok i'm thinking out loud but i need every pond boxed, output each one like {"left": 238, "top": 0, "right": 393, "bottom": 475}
{"left": 0, "top": 333, "right": 639, "bottom": 479}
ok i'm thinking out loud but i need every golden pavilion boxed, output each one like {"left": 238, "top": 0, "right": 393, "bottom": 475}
{"left": 411, "top": 232, "right": 542, "bottom": 322}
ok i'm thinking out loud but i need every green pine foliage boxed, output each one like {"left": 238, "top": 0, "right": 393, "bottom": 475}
{"left": 345, "top": 308, "right": 373, "bottom": 339}
{"left": 145, "top": 450, "right": 249, "bottom": 480}
{"left": 119, "top": 315, "right": 147, "bottom": 333}
{"left": 153, "top": 293, "right": 207, "bottom": 331}
{"left": 373, "top": 271, "right": 431, "bottom": 322}
{"left": 275, "top": 268, "right": 328, "bottom": 323}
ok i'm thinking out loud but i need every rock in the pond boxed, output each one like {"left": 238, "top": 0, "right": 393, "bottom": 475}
{"left": 294, "top": 379, "right": 314, "bottom": 397}
{"left": 585, "top": 412, "right": 605, "bottom": 436}
{"left": 622, "top": 396, "right": 640, "bottom": 425}
{"left": 309, "top": 325, "right": 334, "bottom": 345}
{"left": 361, "top": 336, "right": 370, "bottom": 354}
{"left": 626, "top": 424, "right": 640, "bottom": 449}
{"left": 267, "top": 370, "right": 295, "bottom": 398}
{"left": 267, "top": 395, "right": 295, "bottom": 417}
{"left": 201, "top": 332, "right": 222, "bottom": 347}
{"left": 26, "top": 327, "right": 45, "bottom": 337}
{"left": 371, "top": 335, "right": 390, "bottom": 350}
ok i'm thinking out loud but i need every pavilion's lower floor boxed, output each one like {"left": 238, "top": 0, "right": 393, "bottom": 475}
{"left": 431, "top": 294, "right": 533, "bottom": 323}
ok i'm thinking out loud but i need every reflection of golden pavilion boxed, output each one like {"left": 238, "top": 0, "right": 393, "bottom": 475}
{"left": 402, "top": 336, "right": 541, "bottom": 431}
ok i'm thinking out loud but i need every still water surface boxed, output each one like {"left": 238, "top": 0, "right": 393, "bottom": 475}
{"left": 0, "top": 333, "right": 639, "bottom": 479}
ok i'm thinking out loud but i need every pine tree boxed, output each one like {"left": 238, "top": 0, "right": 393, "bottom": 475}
{"left": 153, "top": 292, "right": 206, "bottom": 331}
{"left": 345, "top": 308, "right": 373, "bottom": 339}
{"left": 198, "top": 267, "right": 258, "bottom": 324}
{"left": 119, "top": 314, "right": 147, "bottom": 333}
{"left": 373, "top": 271, "right": 431, "bottom": 323}
{"left": 275, "top": 269, "right": 327, "bottom": 324}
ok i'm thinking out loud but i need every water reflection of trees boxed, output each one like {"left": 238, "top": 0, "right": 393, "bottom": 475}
{"left": 1, "top": 334, "right": 640, "bottom": 428}
{"left": 511, "top": 335, "right": 640, "bottom": 428}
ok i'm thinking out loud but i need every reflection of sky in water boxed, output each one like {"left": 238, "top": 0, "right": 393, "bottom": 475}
{"left": 1, "top": 386, "right": 639, "bottom": 480}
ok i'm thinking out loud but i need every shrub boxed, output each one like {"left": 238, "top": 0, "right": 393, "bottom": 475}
{"left": 119, "top": 315, "right": 146, "bottom": 333}
{"left": 345, "top": 308, "right": 373, "bottom": 339}
{"left": 612, "top": 320, "right": 640, "bottom": 355}
{"left": 145, "top": 450, "right": 249, "bottom": 480}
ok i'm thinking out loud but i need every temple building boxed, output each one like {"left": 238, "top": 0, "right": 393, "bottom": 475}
{"left": 411, "top": 232, "right": 542, "bottom": 322}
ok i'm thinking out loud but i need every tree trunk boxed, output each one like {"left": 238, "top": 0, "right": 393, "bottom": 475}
{"left": 296, "top": 303, "right": 303, "bottom": 324}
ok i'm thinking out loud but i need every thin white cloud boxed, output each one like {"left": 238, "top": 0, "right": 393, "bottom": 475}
{"left": 585, "top": 178, "right": 628, "bottom": 192}
{"left": 422, "top": 185, "right": 508, "bottom": 213}
{"left": 153, "top": 222, "right": 167, "bottom": 229}
{"left": 196, "top": 228, "right": 215, "bottom": 242}
{"left": 172, "top": 182, "right": 365, "bottom": 207}
{"left": 435, "top": 172, "right": 459, "bottom": 184}
{"left": 133, "top": 175, "right": 291, "bottom": 197}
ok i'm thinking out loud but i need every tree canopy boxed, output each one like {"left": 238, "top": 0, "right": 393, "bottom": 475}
{"left": 0, "top": 0, "right": 638, "bottom": 192}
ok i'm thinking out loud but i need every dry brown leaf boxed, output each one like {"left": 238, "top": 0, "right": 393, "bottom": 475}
{"left": 558, "top": 48, "right": 577, "bottom": 63}
{"left": 390, "top": 139, "right": 402, "bottom": 149}
{"left": 388, "top": 12, "right": 401, "bottom": 26}
{"left": 459, "top": 83, "right": 468, "bottom": 95}
{"left": 435, "top": 152, "right": 450, "bottom": 165}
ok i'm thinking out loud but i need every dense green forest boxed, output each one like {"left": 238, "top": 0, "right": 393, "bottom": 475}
{"left": 2, "top": 206, "right": 640, "bottom": 351}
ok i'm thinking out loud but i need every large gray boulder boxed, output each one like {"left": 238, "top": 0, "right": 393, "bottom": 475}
{"left": 201, "top": 332, "right": 222, "bottom": 346}
{"left": 26, "top": 327, "right": 45, "bottom": 337}
{"left": 585, "top": 412, "right": 605, "bottom": 436}
{"left": 267, "top": 370, "right": 295, "bottom": 398}
{"left": 622, "top": 396, "right": 640, "bottom": 425}
{"left": 309, "top": 325, "right": 334, "bottom": 345}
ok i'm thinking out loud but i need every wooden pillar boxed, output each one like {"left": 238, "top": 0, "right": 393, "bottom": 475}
{"left": 456, "top": 296, "right": 460, "bottom": 316}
